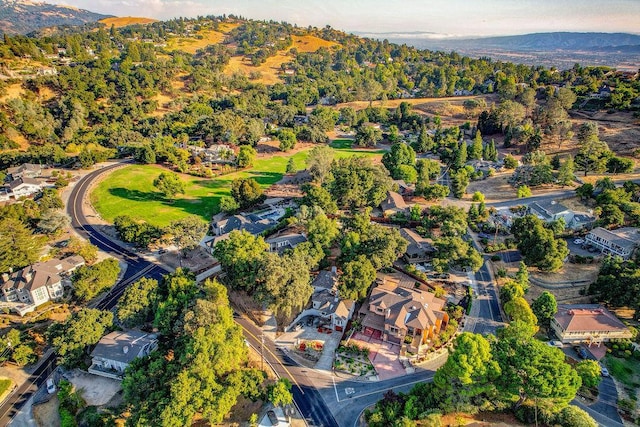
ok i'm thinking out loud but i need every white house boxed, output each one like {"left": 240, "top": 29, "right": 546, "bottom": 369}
{"left": 585, "top": 227, "right": 640, "bottom": 259}
{"left": 0, "top": 256, "right": 84, "bottom": 316}
{"left": 89, "top": 331, "right": 158, "bottom": 380}
{"left": 7, "top": 178, "right": 43, "bottom": 199}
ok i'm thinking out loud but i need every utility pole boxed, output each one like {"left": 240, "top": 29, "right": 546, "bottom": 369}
{"left": 261, "top": 334, "right": 265, "bottom": 371}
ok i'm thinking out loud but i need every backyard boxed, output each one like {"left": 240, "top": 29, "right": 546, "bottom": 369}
{"left": 91, "top": 140, "right": 383, "bottom": 226}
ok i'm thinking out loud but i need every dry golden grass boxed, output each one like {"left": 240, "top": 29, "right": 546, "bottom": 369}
{"left": 99, "top": 17, "right": 157, "bottom": 28}
{"left": 0, "top": 83, "right": 24, "bottom": 103}
{"left": 217, "top": 22, "right": 240, "bottom": 33}
{"left": 166, "top": 30, "right": 226, "bottom": 54}
{"left": 149, "top": 93, "right": 175, "bottom": 117}
{"left": 226, "top": 53, "right": 292, "bottom": 85}
{"left": 336, "top": 95, "right": 487, "bottom": 111}
{"left": 291, "top": 34, "right": 338, "bottom": 52}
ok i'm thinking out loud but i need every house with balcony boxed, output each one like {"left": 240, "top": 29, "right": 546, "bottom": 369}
{"left": 89, "top": 330, "right": 158, "bottom": 380}
{"left": 6, "top": 178, "right": 44, "bottom": 199}
{"left": 0, "top": 256, "right": 85, "bottom": 316}
{"left": 551, "top": 304, "right": 632, "bottom": 345}
{"left": 585, "top": 227, "right": 640, "bottom": 259}
{"left": 358, "top": 275, "right": 448, "bottom": 353}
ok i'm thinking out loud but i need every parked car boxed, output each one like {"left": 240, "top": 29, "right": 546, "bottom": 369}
{"left": 267, "top": 410, "right": 279, "bottom": 426}
{"left": 600, "top": 365, "right": 610, "bottom": 377}
{"left": 547, "top": 340, "right": 563, "bottom": 348}
{"left": 573, "top": 238, "right": 585, "bottom": 245}
{"left": 577, "top": 347, "right": 589, "bottom": 359}
{"left": 46, "top": 378, "right": 56, "bottom": 394}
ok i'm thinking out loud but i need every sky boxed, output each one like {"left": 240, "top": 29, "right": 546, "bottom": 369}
{"left": 47, "top": 0, "right": 640, "bottom": 37}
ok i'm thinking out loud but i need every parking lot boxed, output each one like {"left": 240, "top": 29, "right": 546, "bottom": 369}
{"left": 566, "top": 237, "right": 600, "bottom": 257}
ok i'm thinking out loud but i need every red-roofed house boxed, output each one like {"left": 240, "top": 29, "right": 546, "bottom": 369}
{"left": 551, "top": 304, "right": 632, "bottom": 345}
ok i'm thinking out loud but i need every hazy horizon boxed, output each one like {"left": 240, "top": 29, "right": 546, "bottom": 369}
{"left": 43, "top": 0, "right": 640, "bottom": 38}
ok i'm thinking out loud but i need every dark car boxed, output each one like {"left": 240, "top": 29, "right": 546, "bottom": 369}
{"left": 267, "top": 410, "right": 279, "bottom": 426}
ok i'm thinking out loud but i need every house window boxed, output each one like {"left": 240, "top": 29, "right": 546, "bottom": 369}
{"left": 389, "top": 326, "right": 398, "bottom": 334}
{"left": 33, "top": 287, "right": 47, "bottom": 302}
{"left": 407, "top": 327, "right": 414, "bottom": 335}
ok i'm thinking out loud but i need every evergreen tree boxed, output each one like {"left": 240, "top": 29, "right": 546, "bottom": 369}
{"left": 453, "top": 140, "right": 468, "bottom": 170}
{"left": 483, "top": 139, "right": 498, "bottom": 161}
{"left": 557, "top": 156, "right": 575, "bottom": 186}
{"left": 469, "top": 130, "right": 483, "bottom": 160}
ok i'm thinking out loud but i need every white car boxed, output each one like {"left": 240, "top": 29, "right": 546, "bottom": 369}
{"left": 547, "top": 340, "right": 563, "bottom": 348}
{"left": 573, "top": 238, "right": 585, "bottom": 245}
{"left": 600, "top": 366, "right": 610, "bottom": 377}
{"left": 46, "top": 378, "right": 56, "bottom": 394}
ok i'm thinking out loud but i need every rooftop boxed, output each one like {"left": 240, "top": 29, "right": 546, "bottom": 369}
{"left": 381, "top": 191, "right": 407, "bottom": 212}
{"left": 90, "top": 330, "right": 158, "bottom": 365}
{"left": 529, "top": 200, "right": 570, "bottom": 219}
{"left": 554, "top": 304, "right": 631, "bottom": 335}
{"left": 587, "top": 227, "right": 640, "bottom": 250}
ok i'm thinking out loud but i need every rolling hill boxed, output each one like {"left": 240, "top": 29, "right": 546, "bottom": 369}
{"left": 0, "top": 0, "right": 110, "bottom": 35}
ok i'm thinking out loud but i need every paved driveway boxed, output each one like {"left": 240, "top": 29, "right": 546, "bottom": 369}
{"left": 351, "top": 332, "right": 406, "bottom": 381}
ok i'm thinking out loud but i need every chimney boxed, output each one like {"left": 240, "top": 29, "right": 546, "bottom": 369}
{"left": 1, "top": 273, "right": 8, "bottom": 282}
{"left": 123, "top": 346, "right": 129, "bottom": 354}
{"left": 331, "top": 266, "right": 337, "bottom": 275}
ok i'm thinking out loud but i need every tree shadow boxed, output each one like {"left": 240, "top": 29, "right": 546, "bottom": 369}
{"left": 109, "top": 187, "right": 161, "bottom": 202}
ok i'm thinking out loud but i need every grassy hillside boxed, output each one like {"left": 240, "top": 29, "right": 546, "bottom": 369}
{"left": 99, "top": 17, "right": 158, "bottom": 28}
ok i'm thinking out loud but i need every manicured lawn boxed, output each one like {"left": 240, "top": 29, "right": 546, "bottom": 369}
{"left": 92, "top": 141, "right": 383, "bottom": 227}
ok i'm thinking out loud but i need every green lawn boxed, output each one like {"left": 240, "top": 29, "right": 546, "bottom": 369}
{"left": 604, "top": 355, "right": 640, "bottom": 388}
{"left": 92, "top": 140, "right": 383, "bottom": 227}
{"left": 0, "top": 378, "right": 12, "bottom": 396}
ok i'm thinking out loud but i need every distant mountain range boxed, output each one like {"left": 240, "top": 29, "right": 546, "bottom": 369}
{"left": 355, "top": 31, "right": 640, "bottom": 70}
{"left": 0, "top": 0, "right": 110, "bottom": 35}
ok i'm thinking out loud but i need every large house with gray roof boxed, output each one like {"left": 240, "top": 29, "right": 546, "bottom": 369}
{"left": 585, "top": 227, "right": 640, "bottom": 259}
{"left": 89, "top": 330, "right": 158, "bottom": 379}
{"left": 400, "top": 228, "right": 435, "bottom": 264}
{"left": 265, "top": 231, "right": 307, "bottom": 253}
{"left": 1, "top": 256, "right": 85, "bottom": 315}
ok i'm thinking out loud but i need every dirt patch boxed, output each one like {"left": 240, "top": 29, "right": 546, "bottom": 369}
{"left": 65, "top": 370, "right": 121, "bottom": 407}
{"left": 441, "top": 411, "right": 527, "bottom": 426}
{"left": 466, "top": 173, "right": 516, "bottom": 202}
{"left": 0, "top": 82, "right": 25, "bottom": 103}
{"left": 32, "top": 396, "right": 60, "bottom": 427}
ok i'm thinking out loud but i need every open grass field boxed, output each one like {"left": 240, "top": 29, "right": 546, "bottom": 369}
{"left": 226, "top": 54, "right": 291, "bottom": 85}
{"left": 166, "top": 30, "right": 226, "bottom": 54}
{"left": 92, "top": 140, "right": 383, "bottom": 226}
{"left": 99, "top": 17, "right": 158, "bottom": 28}
{"left": 291, "top": 35, "right": 339, "bottom": 53}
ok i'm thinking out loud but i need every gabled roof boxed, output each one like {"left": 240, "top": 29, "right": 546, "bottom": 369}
{"left": 7, "top": 163, "right": 41, "bottom": 176}
{"left": 265, "top": 232, "right": 307, "bottom": 247}
{"left": 8, "top": 177, "right": 41, "bottom": 190}
{"left": 529, "top": 200, "right": 570, "bottom": 219}
{"left": 215, "top": 214, "right": 274, "bottom": 235}
{"left": 311, "top": 269, "right": 339, "bottom": 291}
{"left": 400, "top": 228, "right": 435, "bottom": 255}
{"left": 366, "top": 279, "right": 445, "bottom": 332}
{"left": 381, "top": 191, "right": 407, "bottom": 212}
{"left": 1, "top": 256, "right": 84, "bottom": 293}
{"left": 554, "top": 304, "right": 631, "bottom": 335}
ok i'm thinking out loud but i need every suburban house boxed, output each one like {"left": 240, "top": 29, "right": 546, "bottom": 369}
{"left": 381, "top": 191, "right": 408, "bottom": 217}
{"left": 551, "top": 304, "right": 632, "bottom": 345}
{"left": 206, "top": 209, "right": 286, "bottom": 255}
{"left": 569, "top": 212, "right": 596, "bottom": 230}
{"left": 0, "top": 256, "right": 85, "bottom": 316}
{"left": 311, "top": 268, "right": 339, "bottom": 293}
{"left": 528, "top": 200, "right": 574, "bottom": 225}
{"left": 287, "top": 268, "right": 355, "bottom": 333}
{"left": 585, "top": 227, "right": 640, "bottom": 259}
{"left": 89, "top": 331, "right": 159, "bottom": 380}
{"left": 6, "top": 163, "right": 42, "bottom": 180}
{"left": 400, "top": 228, "right": 435, "bottom": 264}
{"left": 393, "top": 180, "right": 415, "bottom": 196}
{"left": 6, "top": 178, "right": 44, "bottom": 199}
{"left": 189, "top": 144, "right": 235, "bottom": 164}
{"left": 358, "top": 275, "right": 448, "bottom": 353}
{"left": 265, "top": 231, "right": 307, "bottom": 253}
{"left": 310, "top": 290, "right": 355, "bottom": 332}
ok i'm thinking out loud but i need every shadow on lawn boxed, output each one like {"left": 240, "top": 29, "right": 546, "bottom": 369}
{"left": 108, "top": 188, "right": 220, "bottom": 222}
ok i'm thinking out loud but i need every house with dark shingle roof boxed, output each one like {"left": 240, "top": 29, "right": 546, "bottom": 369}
{"left": 265, "top": 231, "right": 307, "bottom": 253}
{"left": 585, "top": 227, "right": 640, "bottom": 259}
{"left": 528, "top": 200, "right": 574, "bottom": 225}
{"left": 6, "top": 163, "right": 42, "bottom": 181}
{"left": 89, "top": 330, "right": 158, "bottom": 380}
{"left": 400, "top": 228, "right": 435, "bottom": 264}
{"left": 0, "top": 256, "right": 84, "bottom": 315}
{"left": 381, "top": 191, "right": 408, "bottom": 217}
{"left": 358, "top": 274, "right": 448, "bottom": 353}
{"left": 551, "top": 304, "right": 632, "bottom": 345}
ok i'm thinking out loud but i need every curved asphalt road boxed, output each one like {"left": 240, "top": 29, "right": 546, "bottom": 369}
{"left": 0, "top": 163, "right": 167, "bottom": 425}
